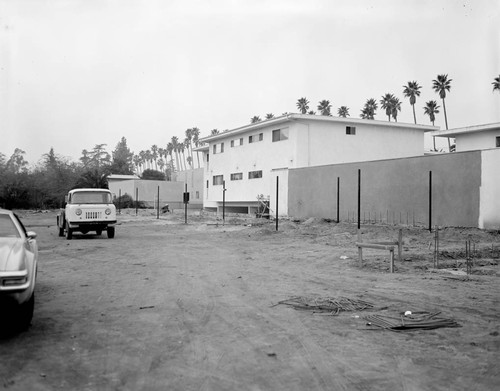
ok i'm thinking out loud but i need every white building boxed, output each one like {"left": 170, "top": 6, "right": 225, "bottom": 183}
{"left": 430, "top": 123, "right": 500, "bottom": 152}
{"left": 199, "top": 114, "right": 436, "bottom": 215}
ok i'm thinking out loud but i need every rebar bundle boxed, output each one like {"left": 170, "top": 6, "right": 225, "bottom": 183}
{"left": 274, "top": 296, "right": 374, "bottom": 315}
{"left": 365, "top": 312, "right": 460, "bottom": 332}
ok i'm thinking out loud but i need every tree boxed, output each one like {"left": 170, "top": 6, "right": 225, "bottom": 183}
{"left": 423, "top": 100, "right": 440, "bottom": 150}
{"left": 337, "top": 106, "right": 350, "bottom": 118}
{"left": 210, "top": 129, "right": 219, "bottom": 135}
{"left": 141, "top": 169, "right": 165, "bottom": 180}
{"left": 185, "top": 128, "right": 194, "bottom": 167}
{"left": 380, "top": 93, "right": 396, "bottom": 121}
{"left": 390, "top": 96, "right": 402, "bottom": 122}
{"left": 151, "top": 144, "right": 159, "bottom": 170}
{"left": 307, "top": 110, "right": 316, "bottom": 115}
{"left": 493, "top": 75, "right": 500, "bottom": 92}
{"left": 403, "top": 81, "right": 422, "bottom": 124}
{"left": 191, "top": 127, "right": 201, "bottom": 168}
{"left": 251, "top": 116, "right": 261, "bottom": 123}
{"left": 171, "top": 136, "right": 180, "bottom": 172}
{"left": 296, "top": 97, "right": 309, "bottom": 114}
{"left": 132, "top": 154, "right": 142, "bottom": 175}
{"left": 432, "top": 74, "right": 452, "bottom": 130}
{"left": 6, "top": 148, "right": 29, "bottom": 174}
{"left": 265, "top": 113, "right": 275, "bottom": 120}
{"left": 360, "top": 98, "right": 378, "bottom": 120}
{"left": 317, "top": 100, "right": 332, "bottom": 116}
{"left": 110, "top": 137, "right": 134, "bottom": 175}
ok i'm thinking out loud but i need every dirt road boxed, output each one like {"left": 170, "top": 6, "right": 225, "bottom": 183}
{"left": 1, "top": 211, "right": 499, "bottom": 390}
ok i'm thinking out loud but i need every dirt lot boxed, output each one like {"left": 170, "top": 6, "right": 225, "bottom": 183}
{"left": 1, "top": 210, "right": 499, "bottom": 390}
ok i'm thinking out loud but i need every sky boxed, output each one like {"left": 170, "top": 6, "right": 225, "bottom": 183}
{"left": 1, "top": 0, "right": 499, "bottom": 165}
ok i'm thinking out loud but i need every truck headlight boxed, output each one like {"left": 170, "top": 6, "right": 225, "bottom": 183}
{"left": 75, "top": 209, "right": 82, "bottom": 216}
{"left": 105, "top": 208, "right": 111, "bottom": 215}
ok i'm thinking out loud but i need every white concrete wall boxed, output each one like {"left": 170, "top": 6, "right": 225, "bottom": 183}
{"left": 479, "top": 148, "right": 500, "bottom": 229}
{"left": 457, "top": 129, "right": 500, "bottom": 151}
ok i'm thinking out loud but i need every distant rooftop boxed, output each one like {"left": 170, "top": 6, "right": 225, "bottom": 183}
{"left": 107, "top": 174, "right": 140, "bottom": 180}
{"left": 430, "top": 123, "right": 500, "bottom": 138}
{"left": 200, "top": 113, "right": 436, "bottom": 143}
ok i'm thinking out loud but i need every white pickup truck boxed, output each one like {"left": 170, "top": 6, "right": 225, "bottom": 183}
{"left": 57, "top": 188, "right": 117, "bottom": 240}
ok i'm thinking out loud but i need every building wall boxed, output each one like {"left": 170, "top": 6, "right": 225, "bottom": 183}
{"left": 288, "top": 151, "right": 483, "bottom": 228}
{"left": 479, "top": 149, "right": 500, "bottom": 229}
{"left": 204, "top": 118, "right": 430, "bottom": 210}
{"left": 108, "top": 179, "right": 185, "bottom": 209}
{"left": 174, "top": 168, "right": 204, "bottom": 206}
{"left": 205, "top": 124, "right": 294, "bottom": 205}
{"left": 456, "top": 129, "right": 500, "bottom": 151}
{"left": 294, "top": 120, "right": 425, "bottom": 167}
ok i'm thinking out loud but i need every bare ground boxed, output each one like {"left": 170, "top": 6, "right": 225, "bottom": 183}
{"left": 0, "top": 209, "right": 499, "bottom": 390}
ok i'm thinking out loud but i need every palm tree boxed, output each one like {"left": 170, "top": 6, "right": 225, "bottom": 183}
{"left": 139, "top": 150, "right": 147, "bottom": 170}
{"left": 391, "top": 96, "right": 402, "bottom": 122}
{"left": 158, "top": 158, "right": 165, "bottom": 174}
{"left": 210, "top": 129, "right": 219, "bottom": 135}
{"left": 432, "top": 74, "right": 452, "bottom": 130}
{"left": 307, "top": 110, "right": 316, "bottom": 115}
{"left": 151, "top": 145, "right": 159, "bottom": 170}
{"left": 296, "top": 97, "right": 309, "bottom": 114}
{"left": 132, "top": 154, "right": 141, "bottom": 175}
{"left": 337, "top": 106, "right": 350, "bottom": 118}
{"left": 265, "top": 113, "right": 275, "bottom": 120}
{"left": 170, "top": 136, "right": 180, "bottom": 172}
{"left": 380, "top": 93, "right": 395, "bottom": 121}
{"left": 493, "top": 75, "right": 500, "bottom": 92}
{"left": 403, "top": 81, "right": 422, "bottom": 124}
{"left": 317, "top": 100, "right": 332, "bottom": 116}
{"left": 178, "top": 143, "right": 187, "bottom": 171}
{"left": 360, "top": 98, "right": 378, "bottom": 120}
{"left": 166, "top": 142, "right": 175, "bottom": 170}
{"left": 424, "top": 100, "right": 440, "bottom": 150}
{"left": 185, "top": 128, "right": 194, "bottom": 166}
{"left": 184, "top": 138, "right": 192, "bottom": 168}
{"left": 251, "top": 116, "right": 261, "bottom": 123}
{"left": 191, "top": 127, "right": 201, "bottom": 168}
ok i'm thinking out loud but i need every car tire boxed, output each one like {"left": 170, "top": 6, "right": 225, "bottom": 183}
{"left": 107, "top": 226, "right": 115, "bottom": 239}
{"left": 17, "top": 293, "right": 34, "bottom": 330}
{"left": 66, "top": 222, "right": 73, "bottom": 240}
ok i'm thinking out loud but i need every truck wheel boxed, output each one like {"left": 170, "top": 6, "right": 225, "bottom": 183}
{"left": 58, "top": 225, "right": 64, "bottom": 237}
{"left": 96, "top": 229, "right": 102, "bottom": 236}
{"left": 66, "top": 222, "right": 73, "bottom": 240}
{"left": 107, "top": 226, "right": 115, "bottom": 239}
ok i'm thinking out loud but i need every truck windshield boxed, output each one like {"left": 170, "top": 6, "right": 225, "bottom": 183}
{"left": 71, "top": 192, "right": 112, "bottom": 204}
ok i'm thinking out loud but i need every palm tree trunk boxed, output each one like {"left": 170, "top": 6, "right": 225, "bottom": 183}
{"left": 442, "top": 98, "right": 449, "bottom": 130}
{"left": 442, "top": 98, "right": 451, "bottom": 151}
{"left": 432, "top": 136, "right": 436, "bottom": 151}
{"left": 412, "top": 104, "right": 417, "bottom": 124}
{"left": 196, "top": 151, "right": 200, "bottom": 168}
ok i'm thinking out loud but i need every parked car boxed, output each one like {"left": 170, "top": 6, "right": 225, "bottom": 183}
{"left": 0, "top": 209, "right": 38, "bottom": 330}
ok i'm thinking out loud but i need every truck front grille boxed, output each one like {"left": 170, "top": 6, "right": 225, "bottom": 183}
{"left": 85, "top": 211, "right": 102, "bottom": 219}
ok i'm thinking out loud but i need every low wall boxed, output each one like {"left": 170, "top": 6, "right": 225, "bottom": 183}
{"left": 288, "top": 151, "right": 483, "bottom": 228}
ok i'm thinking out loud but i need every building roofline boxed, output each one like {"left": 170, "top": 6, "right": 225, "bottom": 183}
{"left": 429, "top": 122, "right": 500, "bottom": 137}
{"left": 200, "top": 113, "right": 437, "bottom": 142}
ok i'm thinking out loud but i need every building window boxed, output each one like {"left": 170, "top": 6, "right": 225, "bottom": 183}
{"left": 231, "top": 173, "right": 243, "bottom": 181}
{"left": 249, "top": 133, "right": 264, "bottom": 143}
{"left": 248, "top": 170, "right": 263, "bottom": 179}
{"left": 231, "top": 138, "right": 244, "bottom": 147}
{"left": 213, "top": 143, "right": 225, "bottom": 154}
{"left": 272, "top": 128, "right": 288, "bottom": 142}
{"left": 496, "top": 136, "right": 500, "bottom": 147}
{"left": 346, "top": 126, "right": 356, "bottom": 135}
{"left": 213, "top": 175, "right": 224, "bottom": 185}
